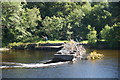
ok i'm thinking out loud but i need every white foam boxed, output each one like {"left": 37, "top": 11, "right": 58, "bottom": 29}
{"left": 1, "top": 61, "right": 70, "bottom": 69}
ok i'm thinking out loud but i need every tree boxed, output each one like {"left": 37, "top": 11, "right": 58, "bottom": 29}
{"left": 41, "top": 16, "right": 64, "bottom": 40}
{"left": 2, "top": 1, "right": 120, "bottom": 48}
{"left": 100, "top": 23, "right": 120, "bottom": 47}
{"left": 25, "top": 1, "right": 91, "bottom": 40}
{"left": 82, "top": 2, "right": 111, "bottom": 40}
{"left": 14, "top": 8, "right": 41, "bottom": 41}
{"left": 100, "top": 24, "right": 111, "bottom": 40}
{"left": 108, "top": 2, "right": 120, "bottom": 25}
{"left": 2, "top": 2, "right": 24, "bottom": 44}
{"left": 87, "top": 25, "right": 97, "bottom": 43}
{"left": 2, "top": 1, "right": 41, "bottom": 45}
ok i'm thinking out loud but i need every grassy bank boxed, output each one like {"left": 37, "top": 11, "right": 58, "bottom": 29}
{"left": 3, "top": 40, "right": 119, "bottom": 50}
{"left": 4, "top": 40, "right": 89, "bottom": 50}
{"left": 8, "top": 40, "right": 88, "bottom": 47}
{"left": 8, "top": 40, "right": 67, "bottom": 47}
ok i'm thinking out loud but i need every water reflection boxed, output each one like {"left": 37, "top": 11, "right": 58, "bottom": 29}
{"left": 2, "top": 49, "right": 119, "bottom": 78}
{"left": 2, "top": 50, "right": 55, "bottom": 63}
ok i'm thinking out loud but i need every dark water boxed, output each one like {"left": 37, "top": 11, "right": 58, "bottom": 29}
{"left": 1, "top": 49, "right": 119, "bottom": 78}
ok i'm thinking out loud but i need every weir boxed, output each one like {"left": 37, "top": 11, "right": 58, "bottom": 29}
{"left": 1, "top": 61, "right": 70, "bottom": 69}
{"left": 1, "top": 41, "right": 104, "bottom": 69}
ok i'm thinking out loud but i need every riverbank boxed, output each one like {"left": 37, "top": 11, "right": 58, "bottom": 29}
{"left": 2, "top": 41, "right": 120, "bottom": 50}
{"left": 4, "top": 40, "right": 87, "bottom": 50}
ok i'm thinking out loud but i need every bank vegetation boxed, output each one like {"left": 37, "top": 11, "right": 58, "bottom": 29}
{"left": 1, "top": 1, "right": 120, "bottom": 49}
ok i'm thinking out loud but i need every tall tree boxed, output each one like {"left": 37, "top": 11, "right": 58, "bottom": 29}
{"left": 2, "top": 1, "right": 41, "bottom": 45}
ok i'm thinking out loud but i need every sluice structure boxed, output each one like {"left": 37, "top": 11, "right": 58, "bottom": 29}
{"left": 53, "top": 40, "right": 86, "bottom": 61}
{"left": 52, "top": 40, "right": 104, "bottom": 61}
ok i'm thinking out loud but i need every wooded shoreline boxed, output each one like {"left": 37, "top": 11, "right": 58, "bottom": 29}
{"left": 2, "top": 2, "right": 120, "bottom": 48}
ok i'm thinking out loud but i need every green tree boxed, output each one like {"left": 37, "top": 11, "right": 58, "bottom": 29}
{"left": 82, "top": 2, "right": 111, "bottom": 40}
{"left": 41, "top": 16, "right": 64, "bottom": 40}
{"left": 87, "top": 25, "right": 97, "bottom": 43}
{"left": 2, "top": 2, "right": 24, "bottom": 44}
{"left": 14, "top": 8, "right": 41, "bottom": 41}
{"left": 2, "top": 1, "right": 41, "bottom": 45}
{"left": 108, "top": 2, "right": 120, "bottom": 25}
{"left": 100, "top": 24, "right": 111, "bottom": 40}
{"left": 100, "top": 23, "right": 120, "bottom": 47}
{"left": 109, "top": 23, "right": 120, "bottom": 47}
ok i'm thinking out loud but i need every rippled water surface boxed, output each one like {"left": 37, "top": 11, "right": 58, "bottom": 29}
{"left": 1, "top": 49, "right": 119, "bottom": 78}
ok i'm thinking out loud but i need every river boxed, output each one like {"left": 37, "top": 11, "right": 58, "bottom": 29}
{"left": 1, "top": 49, "right": 119, "bottom": 78}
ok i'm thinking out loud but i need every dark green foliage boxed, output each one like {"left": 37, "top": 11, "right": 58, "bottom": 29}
{"left": 2, "top": 1, "right": 120, "bottom": 48}
{"left": 2, "top": 2, "right": 41, "bottom": 45}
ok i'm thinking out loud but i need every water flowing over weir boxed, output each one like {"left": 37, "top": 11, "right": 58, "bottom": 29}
{"left": 1, "top": 61, "right": 71, "bottom": 69}
{"left": 1, "top": 41, "right": 104, "bottom": 69}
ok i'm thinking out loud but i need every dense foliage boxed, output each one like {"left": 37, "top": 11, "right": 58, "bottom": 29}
{"left": 2, "top": 1, "right": 120, "bottom": 47}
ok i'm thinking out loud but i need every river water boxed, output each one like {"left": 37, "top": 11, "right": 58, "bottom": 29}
{"left": 1, "top": 49, "right": 119, "bottom": 78}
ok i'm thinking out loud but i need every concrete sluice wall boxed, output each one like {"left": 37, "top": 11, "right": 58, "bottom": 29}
{"left": 8, "top": 42, "right": 87, "bottom": 50}
{"left": 9, "top": 43, "right": 64, "bottom": 50}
